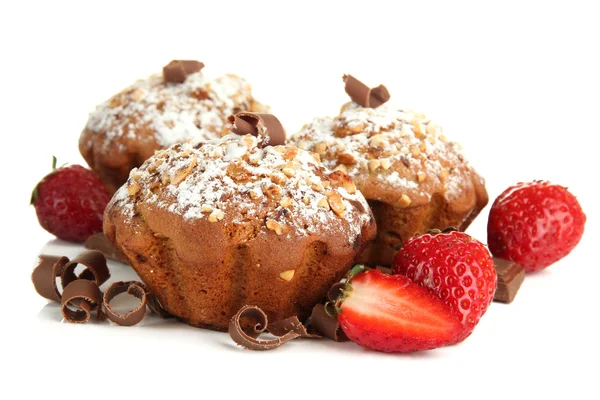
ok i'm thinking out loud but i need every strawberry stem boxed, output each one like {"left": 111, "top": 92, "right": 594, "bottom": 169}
{"left": 347, "top": 264, "right": 365, "bottom": 281}
{"left": 52, "top": 156, "right": 57, "bottom": 170}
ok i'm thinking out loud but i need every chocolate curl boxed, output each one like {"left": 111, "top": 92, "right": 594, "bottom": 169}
{"left": 61, "top": 280, "right": 104, "bottom": 323}
{"left": 103, "top": 281, "right": 148, "bottom": 326}
{"left": 227, "top": 112, "right": 286, "bottom": 147}
{"left": 146, "top": 293, "right": 172, "bottom": 319}
{"left": 343, "top": 74, "right": 390, "bottom": 108}
{"left": 309, "top": 304, "right": 348, "bottom": 342}
{"left": 84, "top": 233, "right": 128, "bottom": 264}
{"left": 62, "top": 250, "right": 110, "bottom": 290}
{"left": 31, "top": 251, "right": 110, "bottom": 303}
{"left": 163, "top": 60, "right": 205, "bottom": 83}
{"left": 31, "top": 255, "right": 70, "bottom": 302}
{"left": 229, "top": 305, "right": 314, "bottom": 351}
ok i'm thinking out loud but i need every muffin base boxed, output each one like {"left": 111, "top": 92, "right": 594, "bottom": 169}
{"left": 357, "top": 189, "right": 488, "bottom": 266}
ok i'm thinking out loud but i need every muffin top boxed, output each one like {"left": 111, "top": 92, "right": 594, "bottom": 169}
{"left": 84, "top": 61, "right": 264, "bottom": 151}
{"left": 291, "top": 97, "right": 484, "bottom": 209}
{"left": 109, "top": 129, "right": 373, "bottom": 241}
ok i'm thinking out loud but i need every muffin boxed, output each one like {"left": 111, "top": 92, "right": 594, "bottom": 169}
{"left": 80, "top": 60, "right": 266, "bottom": 193}
{"left": 290, "top": 75, "right": 488, "bottom": 266}
{"left": 103, "top": 113, "right": 376, "bottom": 331}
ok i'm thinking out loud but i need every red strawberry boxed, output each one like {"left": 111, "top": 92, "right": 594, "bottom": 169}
{"left": 487, "top": 181, "right": 585, "bottom": 273}
{"left": 337, "top": 269, "right": 463, "bottom": 353}
{"left": 31, "top": 157, "right": 111, "bottom": 243}
{"left": 392, "top": 231, "right": 496, "bottom": 341}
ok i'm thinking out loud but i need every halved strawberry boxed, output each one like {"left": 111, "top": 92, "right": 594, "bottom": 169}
{"left": 337, "top": 269, "right": 463, "bottom": 353}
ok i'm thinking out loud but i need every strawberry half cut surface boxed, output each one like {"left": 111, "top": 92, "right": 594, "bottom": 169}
{"left": 337, "top": 269, "right": 464, "bottom": 353}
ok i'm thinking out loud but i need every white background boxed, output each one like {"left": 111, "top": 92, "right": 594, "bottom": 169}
{"left": 1, "top": 1, "right": 598, "bottom": 399}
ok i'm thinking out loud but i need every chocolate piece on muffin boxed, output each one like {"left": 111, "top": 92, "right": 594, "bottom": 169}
{"left": 80, "top": 60, "right": 267, "bottom": 193}
{"left": 290, "top": 75, "right": 488, "bottom": 266}
{"left": 104, "top": 113, "right": 376, "bottom": 331}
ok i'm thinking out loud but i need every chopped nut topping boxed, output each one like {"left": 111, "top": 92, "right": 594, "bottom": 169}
{"left": 317, "top": 197, "right": 330, "bottom": 209}
{"left": 417, "top": 172, "right": 427, "bottom": 183}
{"left": 280, "top": 197, "right": 293, "bottom": 208}
{"left": 263, "top": 184, "right": 282, "bottom": 201}
{"left": 328, "top": 170, "right": 356, "bottom": 194}
{"left": 315, "top": 142, "right": 329, "bottom": 155}
{"left": 208, "top": 209, "right": 224, "bottom": 222}
{"left": 249, "top": 189, "right": 262, "bottom": 200}
{"left": 411, "top": 147, "right": 421, "bottom": 157}
{"left": 282, "top": 166, "right": 296, "bottom": 178}
{"left": 171, "top": 156, "right": 197, "bottom": 185}
{"left": 419, "top": 142, "right": 427, "bottom": 153}
{"left": 368, "top": 159, "right": 381, "bottom": 172}
{"left": 128, "top": 181, "right": 140, "bottom": 196}
{"left": 279, "top": 269, "right": 295, "bottom": 282}
{"left": 440, "top": 134, "right": 448, "bottom": 143}
{"left": 311, "top": 182, "right": 325, "bottom": 192}
{"left": 270, "top": 172, "right": 286, "bottom": 185}
{"left": 380, "top": 158, "right": 391, "bottom": 170}
{"left": 342, "top": 181, "right": 357, "bottom": 194}
{"left": 303, "top": 195, "right": 311, "bottom": 205}
{"left": 311, "top": 152, "right": 321, "bottom": 163}
{"left": 369, "top": 134, "right": 386, "bottom": 148}
{"left": 130, "top": 89, "right": 144, "bottom": 101}
{"left": 411, "top": 119, "right": 425, "bottom": 139}
{"left": 337, "top": 153, "right": 356, "bottom": 165}
{"left": 334, "top": 164, "right": 348, "bottom": 174}
{"left": 426, "top": 123, "right": 440, "bottom": 135}
{"left": 296, "top": 141, "right": 311, "bottom": 150}
{"left": 399, "top": 194, "right": 412, "bottom": 208}
{"left": 440, "top": 168, "right": 449, "bottom": 180}
{"left": 326, "top": 191, "right": 345, "bottom": 217}
{"left": 427, "top": 135, "right": 437, "bottom": 144}
{"left": 241, "top": 134, "right": 256, "bottom": 148}
{"left": 400, "top": 146, "right": 410, "bottom": 155}
{"left": 201, "top": 204, "right": 213, "bottom": 213}
{"left": 283, "top": 147, "right": 298, "bottom": 160}
{"left": 266, "top": 219, "right": 284, "bottom": 235}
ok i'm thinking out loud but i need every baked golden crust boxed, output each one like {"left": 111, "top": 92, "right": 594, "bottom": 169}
{"left": 80, "top": 72, "right": 266, "bottom": 193}
{"left": 291, "top": 102, "right": 488, "bottom": 265}
{"left": 104, "top": 134, "right": 376, "bottom": 330}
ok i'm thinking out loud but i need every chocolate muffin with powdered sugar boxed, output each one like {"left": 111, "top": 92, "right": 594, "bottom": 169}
{"left": 104, "top": 113, "right": 376, "bottom": 331}
{"left": 290, "top": 75, "right": 488, "bottom": 266}
{"left": 80, "top": 60, "right": 267, "bottom": 193}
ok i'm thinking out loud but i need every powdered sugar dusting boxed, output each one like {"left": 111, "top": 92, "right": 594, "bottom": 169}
{"left": 111, "top": 133, "right": 372, "bottom": 240}
{"left": 292, "top": 102, "right": 481, "bottom": 207}
{"left": 85, "top": 72, "right": 263, "bottom": 149}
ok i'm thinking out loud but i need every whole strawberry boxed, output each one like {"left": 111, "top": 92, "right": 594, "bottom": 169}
{"left": 392, "top": 230, "right": 496, "bottom": 341}
{"left": 487, "top": 181, "right": 586, "bottom": 273}
{"left": 336, "top": 268, "right": 463, "bottom": 353}
{"left": 31, "top": 157, "right": 111, "bottom": 243}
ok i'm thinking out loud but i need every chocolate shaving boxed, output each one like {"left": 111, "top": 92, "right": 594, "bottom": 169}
{"left": 31, "top": 255, "right": 70, "bottom": 302}
{"left": 31, "top": 250, "right": 109, "bottom": 302}
{"left": 309, "top": 304, "right": 348, "bottom": 342}
{"left": 146, "top": 293, "right": 171, "bottom": 318}
{"left": 227, "top": 112, "right": 286, "bottom": 147}
{"left": 269, "top": 316, "right": 321, "bottom": 339}
{"left": 102, "top": 281, "right": 148, "bottom": 326}
{"left": 61, "top": 279, "right": 104, "bottom": 323}
{"left": 163, "top": 60, "right": 204, "bottom": 83}
{"left": 343, "top": 74, "right": 390, "bottom": 108}
{"left": 229, "top": 305, "right": 316, "bottom": 351}
{"left": 375, "top": 265, "right": 393, "bottom": 275}
{"left": 327, "top": 282, "right": 347, "bottom": 302}
{"left": 84, "top": 233, "right": 128, "bottom": 264}
{"left": 62, "top": 250, "right": 110, "bottom": 290}
{"left": 493, "top": 258, "right": 526, "bottom": 304}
